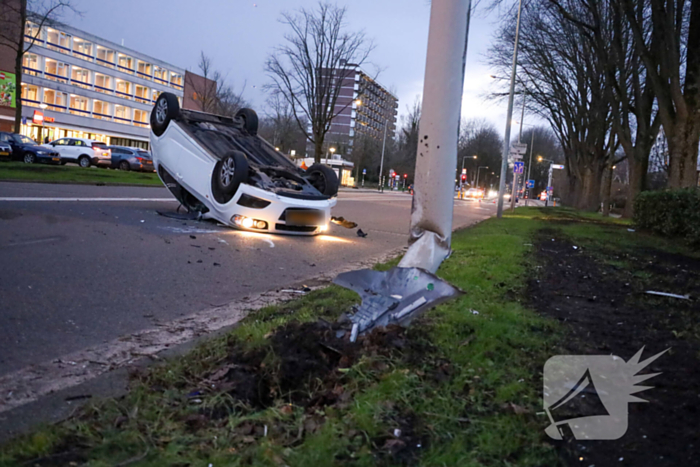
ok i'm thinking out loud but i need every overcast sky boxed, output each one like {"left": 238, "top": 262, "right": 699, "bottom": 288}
{"left": 66, "top": 0, "right": 521, "bottom": 131}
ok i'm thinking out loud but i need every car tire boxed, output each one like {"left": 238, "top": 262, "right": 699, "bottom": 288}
{"left": 211, "top": 151, "right": 249, "bottom": 204}
{"left": 23, "top": 153, "right": 36, "bottom": 164}
{"left": 119, "top": 160, "right": 130, "bottom": 171}
{"left": 236, "top": 108, "right": 258, "bottom": 136}
{"left": 78, "top": 155, "right": 91, "bottom": 168}
{"left": 305, "top": 163, "right": 339, "bottom": 197}
{"left": 151, "top": 92, "right": 180, "bottom": 137}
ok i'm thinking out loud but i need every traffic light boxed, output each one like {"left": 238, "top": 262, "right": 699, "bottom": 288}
{"left": 461, "top": 174, "right": 467, "bottom": 182}
{"left": 403, "top": 173, "right": 408, "bottom": 178}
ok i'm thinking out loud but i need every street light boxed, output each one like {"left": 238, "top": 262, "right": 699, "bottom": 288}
{"left": 538, "top": 156, "right": 555, "bottom": 207}
{"left": 475, "top": 166, "right": 488, "bottom": 189}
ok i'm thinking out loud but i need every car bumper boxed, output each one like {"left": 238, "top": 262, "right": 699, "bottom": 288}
{"left": 37, "top": 154, "right": 62, "bottom": 164}
{"left": 92, "top": 157, "right": 111, "bottom": 167}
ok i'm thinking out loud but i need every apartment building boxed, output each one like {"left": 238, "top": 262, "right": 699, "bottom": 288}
{"left": 0, "top": 14, "right": 209, "bottom": 149}
{"left": 315, "top": 63, "right": 398, "bottom": 156}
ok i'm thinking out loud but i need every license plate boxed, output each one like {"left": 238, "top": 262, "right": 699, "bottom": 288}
{"left": 0, "top": 151, "right": 8, "bottom": 156}
{"left": 286, "top": 210, "right": 324, "bottom": 226}
{"left": 52, "top": 157, "right": 60, "bottom": 161}
{"left": 144, "top": 161, "right": 152, "bottom": 165}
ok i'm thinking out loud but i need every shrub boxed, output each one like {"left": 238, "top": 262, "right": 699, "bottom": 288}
{"left": 634, "top": 188, "right": 700, "bottom": 246}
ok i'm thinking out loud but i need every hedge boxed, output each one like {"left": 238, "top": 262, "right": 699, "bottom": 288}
{"left": 633, "top": 188, "right": 700, "bottom": 246}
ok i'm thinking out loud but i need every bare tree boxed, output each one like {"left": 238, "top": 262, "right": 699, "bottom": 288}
{"left": 549, "top": 0, "right": 662, "bottom": 217}
{"left": 258, "top": 92, "right": 307, "bottom": 155}
{"left": 185, "top": 52, "right": 248, "bottom": 117}
{"left": 618, "top": 0, "right": 700, "bottom": 188}
{"left": 0, "top": 0, "right": 77, "bottom": 132}
{"left": 265, "top": 2, "right": 374, "bottom": 163}
{"left": 489, "top": 1, "right": 616, "bottom": 210}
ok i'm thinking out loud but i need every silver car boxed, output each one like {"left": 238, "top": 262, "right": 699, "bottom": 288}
{"left": 108, "top": 146, "right": 154, "bottom": 172}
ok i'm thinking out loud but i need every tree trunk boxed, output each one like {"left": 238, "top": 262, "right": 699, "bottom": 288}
{"left": 313, "top": 136, "right": 323, "bottom": 164}
{"left": 624, "top": 149, "right": 649, "bottom": 218}
{"left": 578, "top": 163, "right": 605, "bottom": 211}
{"left": 667, "top": 119, "right": 700, "bottom": 188}
{"left": 14, "top": 0, "right": 26, "bottom": 134}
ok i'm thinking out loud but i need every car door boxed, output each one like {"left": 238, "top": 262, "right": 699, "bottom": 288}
{"left": 71, "top": 139, "right": 90, "bottom": 159}
{"left": 50, "top": 138, "right": 72, "bottom": 160}
{"left": 110, "top": 147, "right": 124, "bottom": 168}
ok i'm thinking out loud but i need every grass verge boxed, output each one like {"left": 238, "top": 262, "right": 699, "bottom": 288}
{"left": 5, "top": 208, "right": 645, "bottom": 466}
{"left": 0, "top": 161, "right": 160, "bottom": 186}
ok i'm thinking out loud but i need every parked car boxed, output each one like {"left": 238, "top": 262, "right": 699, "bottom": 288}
{"left": 108, "top": 146, "right": 154, "bottom": 172}
{"left": 0, "top": 132, "right": 61, "bottom": 164}
{"left": 149, "top": 92, "right": 339, "bottom": 235}
{"left": 41, "top": 137, "right": 111, "bottom": 167}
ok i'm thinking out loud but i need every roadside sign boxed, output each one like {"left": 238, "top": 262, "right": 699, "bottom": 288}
{"left": 362, "top": 168, "right": 367, "bottom": 174}
{"left": 526, "top": 179, "right": 535, "bottom": 189}
{"left": 513, "top": 161, "right": 524, "bottom": 174}
{"left": 510, "top": 153, "right": 524, "bottom": 160}
{"left": 547, "top": 186, "right": 553, "bottom": 194}
{"left": 552, "top": 164, "right": 565, "bottom": 170}
{"left": 510, "top": 143, "right": 527, "bottom": 155}
{"left": 462, "top": 168, "right": 467, "bottom": 174}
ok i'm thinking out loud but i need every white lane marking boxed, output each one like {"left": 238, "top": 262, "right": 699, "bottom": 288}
{"left": 161, "top": 227, "right": 226, "bottom": 234}
{"left": 338, "top": 197, "right": 411, "bottom": 202}
{"left": 0, "top": 197, "right": 177, "bottom": 202}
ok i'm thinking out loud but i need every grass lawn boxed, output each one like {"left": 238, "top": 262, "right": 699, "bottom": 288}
{"left": 0, "top": 161, "right": 161, "bottom": 186}
{"left": 2, "top": 208, "right": 697, "bottom": 466}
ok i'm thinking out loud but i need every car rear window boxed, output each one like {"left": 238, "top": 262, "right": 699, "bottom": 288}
{"left": 137, "top": 151, "right": 151, "bottom": 159}
{"left": 92, "top": 142, "right": 107, "bottom": 148}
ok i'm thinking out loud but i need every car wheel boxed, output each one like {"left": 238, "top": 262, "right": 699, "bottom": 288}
{"left": 235, "top": 108, "right": 259, "bottom": 136}
{"left": 151, "top": 92, "right": 180, "bottom": 137}
{"left": 23, "top": 153, "right": 36, "bottom": 164}
{"left": 78, "top": 155, "right": 91, "bottom": 168}
{"left": 211, "top": 151, "right": 249, "bottom": 204}
{"left": 119, "top": 160, "right": 130, "bottom": 171}
{"left": 306, "top": 163, "right": 339, "bottom": 197}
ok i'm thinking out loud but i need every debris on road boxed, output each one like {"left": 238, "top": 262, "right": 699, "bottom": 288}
{"left": 357, "top": 229, "right": 368, "bottom": 238}
{"left": 333, "top": 267, "right": 463, "bottom": 342}
{"left": 331, "top": 216, "right": 358, "bottom": 229}
{"left": 644, "top": 290, "right": 691, "bottom": 300}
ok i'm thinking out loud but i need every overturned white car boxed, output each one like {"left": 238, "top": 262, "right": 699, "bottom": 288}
{"left": 149, "top": 93, "right": 339, "bottom": 235}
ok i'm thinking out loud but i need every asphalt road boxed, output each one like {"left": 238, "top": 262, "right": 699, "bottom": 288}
{"left": 0, "top": 182, "right": 497, "bottom": 378}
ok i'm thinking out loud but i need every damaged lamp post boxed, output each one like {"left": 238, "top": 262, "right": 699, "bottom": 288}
{"left": 332, "top": 0, "right": 472, "bottom": 342}
{"left": 496, "top": 0, "right": 524, "bottom": 219}
{"left": 398, "top": 0, "right": 471, "bottom": 273}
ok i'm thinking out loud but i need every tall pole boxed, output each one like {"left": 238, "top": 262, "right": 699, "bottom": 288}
{"left": 496, "top": 0, "right": 524, "bottom": 218}
{"left": 518, "top": 96, "right": 525, "bottom": 143}
{"left": 525, "top": 130, "right": 534, "bottom": 206}
{"left": 398, "top": 0, "right": 471, "bottom": 273}
{"left": 378, "top": 117, "right": 388, "bottom": 191}
{"left": 546, "top": 164, "right": 553, "bottom": 207}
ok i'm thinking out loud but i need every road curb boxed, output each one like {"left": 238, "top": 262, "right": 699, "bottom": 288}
{"left": 0, "top": 179, "right": 162, "bottom": 188}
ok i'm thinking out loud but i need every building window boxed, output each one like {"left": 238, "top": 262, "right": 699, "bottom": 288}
{"left": 44, "top": 59, "right": 69, "bottom": 82}
{"left": 96, "top": 46, "right": 115, "bottom": 67}
{"left": 22, "top": 54, "right": 40, "bottom": 75}
{"left": 170, "top": 73, "right": 183, "bottom": 89}
{"left": 71, "top": 66, "right": 91, "bottom": 89}
{"left": 93, "top": 100, "right": 111, "bottom": 120}
{"left": 25, "top": 22, "right": 42, "bottom": 42}
{"left": 133, "top": 109, "right": 148, "bottom": 127}
{"left": 135, "top": 85, "right": 150, "bottom": 104}
{"left": 46, "top": 28, "right": 71, "bottom": 53}
{"left": 137, "top": 61, "right": 152, "bottom": 79}
{"left": 115, "top": 79, "right": 132, "bottom": 98}
{"left": 114, "top": 105, "right": 131, "bottom": 123}
{"left": 43, "top": 89, "right": 67, "bottom": 111}
{"left": 117, "top": 54, "right": 134, "bottom": 74}
{"left": 21, "top": 84, "right": 39, "bottom": 105}
{"left": 73, "top": 37, "right": 93, "bottom": 59}
{"left": 151, "top": 89, "right": 161, "bottom": 102}
{"left": 69, "top": 95, "right": 89, "bottom": 116}
{"left": 94, "top": 73, "right": 113, "bottom": 93}
{"left": 154, "top": 66, "right": 168, "bottom": 84}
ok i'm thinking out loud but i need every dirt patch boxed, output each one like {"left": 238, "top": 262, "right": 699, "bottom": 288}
{"left": 529, "top": 228, "right": 700, "bottom": 466}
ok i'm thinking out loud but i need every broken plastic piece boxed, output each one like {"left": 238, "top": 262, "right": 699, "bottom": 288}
{"left": 645, "top": 291, "right": 691, "bottom": 300}
{"left": 331, "top": 216, "right": 358, "bottom": 229}
{"left": 156, "top": 210, "right": 203, "bottom": 221}
{"left": 334, "top": 267, "right": 463, "bottom": 338}
{"left": 357, "top": 229, "right": 368, "bottom": 238}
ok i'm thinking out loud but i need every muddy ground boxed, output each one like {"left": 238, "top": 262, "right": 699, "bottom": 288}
{"left": 529, "top": 227, "right": 700, "bottom": 466}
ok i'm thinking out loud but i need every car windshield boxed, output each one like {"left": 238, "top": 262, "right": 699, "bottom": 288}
{"left": 15, "top": 135, "right": 37, "bottom": 145}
